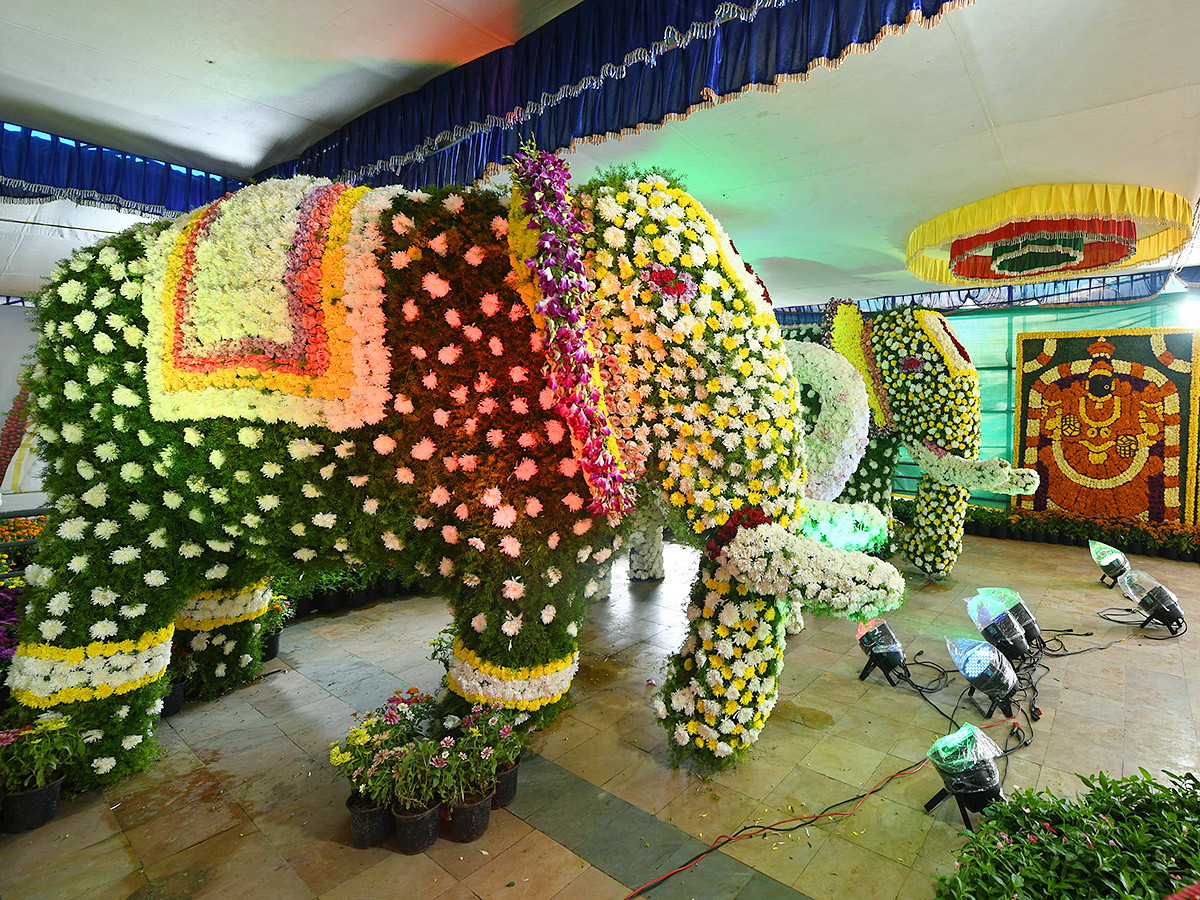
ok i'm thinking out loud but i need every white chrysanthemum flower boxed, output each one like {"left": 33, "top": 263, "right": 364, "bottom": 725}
{"left": 287, "top": 438, "right": 323, "bottom": 459}
{"left": 204, "top": 564, "right": 229, "bottom": 580}
{"left": 261, "top": 462, "right": 283, "bottom": 478}
{"left": 257, "top": 495, "right": 280, "bottom": 511}
{"left": 144, "top": 570, "right": 168, "bottom": 587}
{"left": 239, "top": 654, "right": 252, "bottom": 667}
{"left": 163, "top": 491, "right": 183, "bottom": 509}
{"left": 301, "top": 483, "right": 322, "bottom": 499}
{"left": 294, "top": 548, "right": 316, "bottom": 561}
{"left": 209, "top": 450, "right": 225, "bottom": 468}
{"left": 147, "top": 529, "right": 167, "bottom": 549}
{"left": 38, "top": 619, "right": 65, "bottom": 640}
{"left": 191, "top": 634, "right": 210, "bottom": 651}
{"left": 94, "top": 519, "right": 119, "bottom": 539}
{"left": 128, "top": 501, "right": 150, "bottom": 520}
{"left": 566, "top": 621, "right": 579, "bottom": 637}
{"left": 290, "top": 523, "right": 306, "bottom": 536}
{"left": 93, "top": 332, "right": 115, "bottom": 354}
{"left": 179, "top": 542, "right": 202, "bottom": 558}
{"left": 110, "top": 546, "right": 140, "bottom": 565}
{"left": 89, "top": 619, "right": 118, "bottom": 639}
{"left": 121, "top": 734, "right": 143, "bottom": 750}
{"left": 237, "top": 426, "right": 262, "bottom": 448}
{"left": 119, "top": 604, "right": 147, "bottom": 619}
{"left": 47, "top": 591, "right": 71, "bottom": 615}
{"left": 68, "top": 555, "right": 88, "bottom": 573}
{"left": 91, "top": 757, "right": 116, "bottom": 774}
{"left": 58, "top": 517, "right": 88, "bottom": 540}
{"left": 60, "top": 423, "right": 84, "bottom": 444}
{"left": 312, "top": 513, "right": 337, "bottom": 528}
{"left": 111, "top": 385, "right": 140, "bottom": 407}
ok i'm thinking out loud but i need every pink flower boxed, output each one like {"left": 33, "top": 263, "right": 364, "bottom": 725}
{"left": 348, "top": 475, "right": 369, "bottom": 487}
{"left": 510, "top": 367, "right": 528, "bottom": 383}
{"left": 514, "top": 458, "right": 537, "bottom": 481}
{"left": 510, "top": 397, "right": 529, "bottom": 414}
{"left": 493, "top": 505, "right": 517, "bottom": 528}
{"left": 463, "top": 417, "right": 478, "bottom": 434}
{"left": 518, "top": 432, "right": 536, "bottom": 448}
{"left": 468, "top": 537, "right": 485, "bottom": 551}
{"left": 481, "top": 487, "right": 502, "bottom": 508}
{"left": 443, "top": 194, "right": 465, "bottom": 213}
{"left": 459, "top": 455, "right": 477, "bottom": 471}
{"left": 563, "top": 493, "right": 584, "bottom": 511}
{"left": 478, "top": 397, "right": 497, "bottom": 415}
{"left": 471, "top": 612, "right": 487, "bottom": 632}
{"left": 363, "top": 498, "right": 379, "bottom": 514}
{"left": 430, "top": 486, "right": 451, "bottom": 506}
{"left": 403, "top": 299, "right": 419, "bottom": 321}
{"left": 490, "top": 216, "right": 508, "bottom": 237}
{"left": 573, "top": 518, "right": 593, "bottom": 535}
{"left": 442, "top": 525, "right": 459, "bottom": 544}
{"left": 392, "top": 213, "right": 414, "bottom": 234}
{"left": 454, "top": 504, "right": 470, "bottom": 520}
{"left": 502, "top": 579, "right": 525, "bottom": 600}
{"left": 559, "top": 458, "right": 580, "bottom": 477}
{"left": 539, "top": 388, "right": 556, "bottom": 410}
{"left": 382, "top": 531, "right": 403, "bottom": 550}
{"left": 526, "top": 498, "right": 542, "bottom": 517}
{"left": 475, "top": 372, "right": 496, "bottom": 393}
{"left": 508, "top": 303, "right": 525, "bottom": 321}
{"left": 438, "top": 345, "right": 461, "bottom": 365}
{"left": 428, "top": 232, "right": 449, "bottom": 255}
{"left": 423, "top": 372, "right": 438, "bottom": 390}
{"left": 439, "top": 557, "right": 455, "bottom": 576}
{"left": 411, "top": 438, "right": 436, "bottom": 460}
{"left": 480, "top": 293, "right": 500, "bottom": 316}
{"left": 395, "top": 467, "right": 414, "bottom": 484}
{"left": 445, "top": 309, "right": 461, "bottom": 327}
{"left": 546, "top": 421, "right": 565, "bottom": 443}
{"left": 391, "top": 250, "right": 411, "bottom": 269}
{"left": 489, "top": 336, "right": 504, "bottom": 356}
{"left": 449, "top": 385, "right": 469, "bottom": 405}
{"left": 443, "top": 456, "right": 459, "bottom": 471}
{"left": 541, "top": 605, "right": 556, "bottom": 624}
{"left": 487, "top": 429, "right": 505, "bottom": 448}
{"left": 433, "top": 409, "right": 450, "bottom": 427}
{"left": 501, "top": 610, "right": 523, "bottom": 636}
{"left": 499, "top": 536, "right": 521, "bottom": 557}
{"left": 463, "top": 325, "right": 482, "bottom": 342}
{"left": 463, "top": 245, "right": 485, "bottom": 266}
{"left": 410, "top": 345, "right": 427, "bottom": 359}
{"left": 394, "top": 394, "right": 414, "bottom": 414}
{"left": 414, "top": 517, "right": 433, "bottom": 530}
{"left": 422, "top": 272, "right": 450, "bottom": 298}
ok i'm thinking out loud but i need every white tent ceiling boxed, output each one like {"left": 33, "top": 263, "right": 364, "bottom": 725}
{"left": 3, "top": 0, "right": 1200, "bottom": 306}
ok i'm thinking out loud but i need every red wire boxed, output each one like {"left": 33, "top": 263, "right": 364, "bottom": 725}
{"left": 621, "top": 759, "right": 928, "bottom": 899}
{"left": 980, "top": 701, "right": 1022, "bottom": 729}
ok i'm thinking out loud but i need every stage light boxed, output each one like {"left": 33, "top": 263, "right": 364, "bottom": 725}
{"left": 1117, "top": 569, "right": 1186, "bottom": 635}
{"left": 1090, "top": 540, "right": 1130, "bottom": 588}
{"left": 946, "top": 637, "right": 1017, "bottom": 717}
{"left": 925, "top": 722, "right": 1005, "bottom": 830}
{"left": 976, "top": 586, "right": 1043, "bottom": 648}
{"left": 856, "top": 619, "right": 907, "bottom": 685}
{"left": 964, "top": 593, "right": 1029, "bottom": 661}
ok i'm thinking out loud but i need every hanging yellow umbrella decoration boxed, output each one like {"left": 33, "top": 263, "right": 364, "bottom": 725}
{"left": 906, "top": 184, "right": 1193, "bottom": 286}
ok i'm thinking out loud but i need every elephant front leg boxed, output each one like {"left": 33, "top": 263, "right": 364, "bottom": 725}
{"left": 900, "top": 475, "right": 970, "bottom": 580}
{"left": 628, "top": 524, "right": 665, "bottom": 580}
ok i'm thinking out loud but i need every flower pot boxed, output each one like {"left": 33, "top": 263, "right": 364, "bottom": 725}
{"left": 262, "top": 629, "right": 281, "bottom": 662}
{"left": 492, "top": 762, "right": 520, "bottom": 809}
{"left": 346, "top": 794, "right": 393, "bottom": 849}
{"left": 392, "top": 801, "right": 439, "bottom": 854}
{"left": 2, "top": 775, "right": 64, "bottom": 832}
{"left": 977, "top": 524, "right": 993, "bottom": 538}
{"left": 994, "top": 526, "right": 1009, "bottom": 540}
{"left": 316, "top": 591, "right": 341, "bottom": 615}
{"left": 161, "top": 679, "right": 187, "bottom": 718}
{"left": 441, "top": 792, "right": 493, "bottom": 843}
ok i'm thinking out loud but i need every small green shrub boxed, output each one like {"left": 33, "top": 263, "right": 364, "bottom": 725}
{"left": 938, "top": 770, "right": 1200, "bottom": 900}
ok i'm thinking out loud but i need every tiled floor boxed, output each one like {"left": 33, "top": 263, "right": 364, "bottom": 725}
{"left": 2, "top": 534, "right": 1197, "bottom": 899}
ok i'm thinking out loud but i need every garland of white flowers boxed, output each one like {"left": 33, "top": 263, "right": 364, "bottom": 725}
{"left": 446, "top": 642, "right": 580, "bottom": 711}
{"left": 175, "top": 581, "right": 272, "bottom": 631}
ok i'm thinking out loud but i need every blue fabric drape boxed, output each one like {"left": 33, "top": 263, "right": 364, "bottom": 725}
{"left": 257, "top": 0, "right": 962, "bottom": 188}
{"left": 0, "top": 122, "right": 242, "bottom": 217}
{"left": 774, "top": 269, "right": 1176, "bottom": 323}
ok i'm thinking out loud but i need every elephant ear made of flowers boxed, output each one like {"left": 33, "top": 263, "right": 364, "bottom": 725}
{"left": 787, "top": 300, "right": 1038, "bottom": 578}
{"left": 573, "top": 169, "right": 905, "bottom": 768}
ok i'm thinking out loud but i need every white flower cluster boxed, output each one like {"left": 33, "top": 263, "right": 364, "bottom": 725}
{"left": 175, "top": 582, "right": 272, "bottom": 631}
{"left": 447, "top": 651, "right": 579, "bottom": 708}
{"left": 6, "top": 634, "right": 173, "bottom": 704}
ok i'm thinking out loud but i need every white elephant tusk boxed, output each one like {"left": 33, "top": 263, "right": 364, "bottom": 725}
{"left": 905, "top": 440, "right": 1040, "bottom": 496}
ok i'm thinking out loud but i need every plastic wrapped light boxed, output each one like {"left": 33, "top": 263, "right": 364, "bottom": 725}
{"left": 926, "top": 723, "right": 1005, "bottom": 815}
{"left": 976, "top": 586, "right": 1042, "bottom": 648}
{"left": 856, "top": 619, "right": 907, "bottom": 684}
{"left": 1090, "top": 540, "right": 1130, "bottom": 588}
{"left": 1117, "top": 569, "right": 1186, "bottom": 634}
{"left": 946, "top": 637, "right": 1017, "bottom": 716}
{"left": 965, "top": 593, "right": 1029, "bottom": 661}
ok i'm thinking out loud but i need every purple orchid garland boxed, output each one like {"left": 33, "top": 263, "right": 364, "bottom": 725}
{"left": 511, "top": 148, "right": 633, "bottom": 516}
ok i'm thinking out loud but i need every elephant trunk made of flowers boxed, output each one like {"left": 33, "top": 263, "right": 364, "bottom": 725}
{"left": 783, "top": 301, "right": 1039, "bottom": 579}
{"left": 8, "top": 157, "right": 905, "bottom": 786}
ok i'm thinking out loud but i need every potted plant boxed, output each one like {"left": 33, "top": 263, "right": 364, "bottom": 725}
{"left": 390, "top": 739, "right": 442, "bottom": 854}
{"left": 475, "top": 705, "right": 530, "bottom": 809}
{"left": 258, "top": 596, "right": 294, "bottom": 662}
{"left": 330, "top": 714, "right": 396, "bottom": 848}
{"left": 437, "top": 708, "right": 500, "bottom": 843}
{"left": 0, "top": 713, "right": 83, "bottom": 831}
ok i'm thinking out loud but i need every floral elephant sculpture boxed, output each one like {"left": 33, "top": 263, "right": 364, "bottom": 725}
{"left": 9, "top": 155, "right": 905, "bottom": 785}
{"left": 782, "top": 301, "right": 1039, "bottom": 578}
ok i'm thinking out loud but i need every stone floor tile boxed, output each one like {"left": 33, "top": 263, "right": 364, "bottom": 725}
{"left": 657, "top": 781, "right": 758, "bottom": 842}
{"left": 143, "top": 824, "right": 313, "bottom": 898}
{"left": 319, "top": 852, "right": 455, "bottom": 900}
{"left": 425, "top": 809, "right": 533, "bottom": 881}
{"left": 118, "top": 767, "right": 252, "bottom": 865}
{"left": 547, "top": 864, "right": 628, "bottom": 899}
{"left": 601, "top": 750, "right": 692, "bottom": 814}
{"left": 800, "top": 735, "right": 887, "bottom": 789}
{"left": 794, "top": 835, "right": 910, "bottom": 900}
{"left": 0, "top": 833, "right": 143, "bottom": 900}
{"left": 462, "top": 831, "right": 589, "bottom": 900}
{"left": 0, "top": 787, "right": 122, "bottom": 881}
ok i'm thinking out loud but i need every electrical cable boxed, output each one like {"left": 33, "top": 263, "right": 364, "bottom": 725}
{"left": 622, "top": 759, "right": 929, "bottom": 898}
